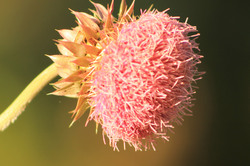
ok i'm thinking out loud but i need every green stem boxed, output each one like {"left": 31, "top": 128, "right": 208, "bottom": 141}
{"left": 0, "top": 63, "right": 58, "bottom": 131}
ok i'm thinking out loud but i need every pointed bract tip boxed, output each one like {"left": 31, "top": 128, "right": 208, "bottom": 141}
{"left": 69, "top": 120, "right": 76, "bottom": 128}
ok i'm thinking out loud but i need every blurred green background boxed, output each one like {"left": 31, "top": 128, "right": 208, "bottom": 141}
{"left": 0, "top": 0, "right": 248, "bottom": 166}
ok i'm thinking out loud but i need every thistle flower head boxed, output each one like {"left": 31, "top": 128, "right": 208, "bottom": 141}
{"left": 48, "top": 0, "right": 203, "bottom": 151}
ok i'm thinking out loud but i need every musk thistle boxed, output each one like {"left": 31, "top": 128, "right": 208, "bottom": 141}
{"left": 0, "top": 0, "right": 203, "bottom": 151}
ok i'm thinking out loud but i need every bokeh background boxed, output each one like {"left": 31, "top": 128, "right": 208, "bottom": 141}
{"left": 0, "top": 0, "right": 248, "bottom": 166}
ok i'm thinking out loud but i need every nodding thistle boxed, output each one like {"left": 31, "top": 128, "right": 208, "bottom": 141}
{"left": 0, "top": 0, "right": 203, "bottom": 151}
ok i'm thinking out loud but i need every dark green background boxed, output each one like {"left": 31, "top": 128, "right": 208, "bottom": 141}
{"left": 0, "top": 0, "right": 248, "bottom": 166}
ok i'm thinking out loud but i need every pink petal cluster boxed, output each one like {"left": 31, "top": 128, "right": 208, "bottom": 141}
{"left": 89, "top": 10, "right": 202, "bottom": 151}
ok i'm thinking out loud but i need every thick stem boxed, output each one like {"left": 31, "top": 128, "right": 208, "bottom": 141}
{"left": 0, "top": 63, "right": 58, "bottom": 131}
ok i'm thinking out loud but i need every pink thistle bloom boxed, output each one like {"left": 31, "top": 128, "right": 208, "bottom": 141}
{"left": 0, "top": 0, "right": 203, "bottom": 151}
{"left": 89, "top": 10, "right": 203, "bottom": 151}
